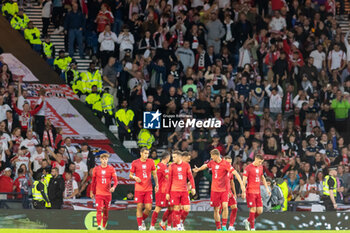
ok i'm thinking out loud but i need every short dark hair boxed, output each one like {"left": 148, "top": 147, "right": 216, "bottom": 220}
{"left": 161, "top": 151, "right": 170, "bottom": 160}
{"left": 181, "top": 151, "right": 190, "bottom": 157}
{"left": 140, "top": 147, "right": 149, "bottom": 153}
{"left": 18, "top": 168, "right": 24, "bottom": 174}
{"left": 172, "top": 150, "right": 182, "bottom": 156}
{"left": 254, "top": 152, "right": 264, "bottom": 160}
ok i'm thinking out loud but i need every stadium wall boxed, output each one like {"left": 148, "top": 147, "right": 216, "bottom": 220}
{"left": 0, "top": 209, "right": 348, "bottom": 230}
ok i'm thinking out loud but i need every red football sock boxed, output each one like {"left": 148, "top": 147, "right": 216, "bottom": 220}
{"left": 151, "top": 212, "right": 159, "bottom": 227}
{"left": 248, "top": 212, "right": 255, "bottom": 229}
{"left": 142, "top": 213, "right": 149, "bottom": 221}
{"left": 96, "top": 209, "right": 102, "bottom": 226}
{"left": 215, "top": 221, "right": 221, "bottom": 230}
{"left": 173, "top": 210, "right": 181, "bottom": 227}
{"left": 181, "top": 210, "right": 189, "bottom": 222}
{"left": 102, "top": 209, "right": 108, "bottom": 228}
{"left": 167, "top": 211, "right": 173, "bottom": 227}
{"left": 162, "top": 209, "right": 170, "bottom": 222}
{"left": 229, "top": 208, "right": 237, "bottom": 227}
{"left": 255, "top": 212, "right": 260, "bottom": 219}
{"left": 222, "top": 218, "right": 227, "bottom": 227}
{"left": 137, "top": 217, "right": 143, "bottom": 227}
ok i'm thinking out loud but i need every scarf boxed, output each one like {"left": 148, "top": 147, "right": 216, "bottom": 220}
{"left": 285, "top": 92, "right": 291, "bottom": 111}
{"left": 65, "top": 179, "right": 73, "bottom": 198}
{"left": 43, "top": 129, "right": 55, "bottom": 148}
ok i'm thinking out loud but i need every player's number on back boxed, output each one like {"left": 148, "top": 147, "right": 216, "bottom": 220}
{"left": 102, "top": 178, "right": 107, "bottom": 184}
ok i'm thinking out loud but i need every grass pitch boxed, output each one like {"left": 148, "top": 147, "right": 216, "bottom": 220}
{"left": 0, "top": 230, "right": 349, "bottom": 233}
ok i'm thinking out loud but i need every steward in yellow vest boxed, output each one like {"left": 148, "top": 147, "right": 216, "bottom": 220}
{"left": 101, "top": 87, "right": 114, "bottom": 127}
{"left": 321, "top": 167, "right": 338, "bottom": 211}
{"left": 10, "top": 9, "right": 29, "bottom": 31}
{"left": 115, "top": 100, "right": 134, "bottom": 142}
{"left": 85, "top": 85, "right": 103, "bottom": 118}
{"left": 84, "top": 63, "right": 102, "bottom": 94}
{"left": 65, "top": 61, "right": 79, "bottom": 87}
{"left": 24, "top": 21, "right": 42, "bottom": 53}
{"left": 2, "top": 0, "right": 18, "bottom": 20}
{"left": 42, "top": 36, "right": 55, "bottom": 66}
{"left": 32, "top": 174, "right": 51, "bottom": 209}
{"left": 137, "top": 128, "right": 155, "bottom": 149}
{"left": 54, "top": 50, "right": 73, "bottom": 75}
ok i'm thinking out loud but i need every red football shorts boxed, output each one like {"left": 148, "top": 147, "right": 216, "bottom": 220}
{"left": 155, "top": 192, "right": 168, "bottom": 207}
{"left": 134, "top": 191, "right": 153, "bottom": 204}
{"left": 228, "top": 194, "right": 237, "bottom": 206}
{"left": 210, "top": 191, "right": 229, "bottom": 207}
{"left": 95, "top": 195, "right": 112, "bottom": 210}
{"left": 246, "top": 193, "right": 263, "bottom": 208}
{"left": 170, "top": 191, "right": 190, "bottom": 206}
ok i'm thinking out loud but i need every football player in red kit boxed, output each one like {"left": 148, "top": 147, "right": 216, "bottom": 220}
{"left": 90, "top": 153, "right": 118, "bottom": 230}
{"left": 166, "top": 150, "right": 195, "bottom": 231}
{"left": 193, "top": 149, "right": 245, "bottom": 231}
{"left": 243, "top": 153, "right": 270, "bottom": 231}
{"left": 150, "top": 151, "right": 171, "bottom": 230}
{"left": 224, "top": 156, "right": 238, "bottom": 231}
{"left": 129, "top": 147, "right": 159, "bottom": 231}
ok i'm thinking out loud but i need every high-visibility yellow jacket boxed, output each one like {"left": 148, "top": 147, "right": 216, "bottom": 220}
{"left": 84, "top": 70, "right": 102, "bottom": 93}
{"left": 101, "top": 92, "right": 114, "bottom": 116}
{"left": 115, "top": 108, "right": 134, "bottom": 132}
{"left": 85, "top": 93, "right": 101, "bottom": 107}
{"left": 24, "top": 27, "right": 42, "bottom": 45}
{"left": 277, "top": 181, "right": 289, "bottom": 212}
{"left": 54, "top": 56, "right": 72, "bottom": 72}
{"left": 2, "top": 2, "right": 18, "bottom": 17}
{"left": 42, "top": 42, "right": 54, "bottom": 58}
{"left": 323, "top": 175, "right": 337, "bottom": 197}
{"left": 10, "top": 13, "right": 29, "bottom": 30}
{"left": 137, "top": 129, "right": 155, "bottom": 149}
{"left": 71, "top": 71, "right": 89, "bottom": 95}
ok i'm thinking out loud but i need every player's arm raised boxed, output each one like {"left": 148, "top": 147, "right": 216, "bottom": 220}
{"left": 232, "top": 169, "right": 246, "bottom": 198}
{"left": 152, "top": 169, "right": 159, "bottom": 193}
{"left": 192, "top": 163, "right": 208, "bottom": 173}
{"left": 261, "top": 175, "right": 271, "bottom": 196}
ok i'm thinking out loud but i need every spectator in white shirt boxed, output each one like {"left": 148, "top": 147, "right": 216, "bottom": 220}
{"left": 17, "top": 80, "right": 31, "bottom": 111}
{"left": 63, "top": 137, "right": 78, "bottom": 162}
{"left": 98, "top": 24, "right": 118, "bottom": 68}
{"left": 309, "top": 44, "right": 326, "bottom": 71}
{"left": 63, "top": 171, "right": 79, "bottom": 199}
{"left": 0, "top": 95, "right": 11, "bottom": 122}
{"left": 269, "top": 11, "right": 286, "bottom": 32}
{"left": 265, "top": 83, "right": 284, "bottom": 120}
{"left": 328, "top": 43, "right": 346, "bottom": 72}
{"left": 74, "top": 153, "right": 88, "bottom": 183}
{"left": 20, "top": 130, "right": 39, "bottom": 156}
{"left": 29, "top": 144, "right": 46, "bottom": 175}
{"left": 117, "top": 25, "right": 135, "bottom": 61}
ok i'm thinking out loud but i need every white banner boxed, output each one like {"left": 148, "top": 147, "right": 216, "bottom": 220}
{"left": 1, "top": 53, "right": 39, "bottom": 82}
{"left": 45, "top": 98, "right": 107, "bottom": 140}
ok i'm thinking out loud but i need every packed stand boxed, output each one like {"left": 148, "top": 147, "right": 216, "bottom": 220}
{"left": 1, "top": 0, "right": 350, "bottom": 206}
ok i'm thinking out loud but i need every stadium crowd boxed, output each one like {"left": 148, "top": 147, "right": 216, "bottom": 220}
{"left": 0, "top": 0, "right": 350, "bottom": 209}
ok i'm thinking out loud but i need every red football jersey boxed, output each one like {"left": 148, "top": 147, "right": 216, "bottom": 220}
{"left": 243, "top": 163, "right": 263, "bottom": 194}
{"left": 91, "top": 165, "right": 118, "bottom": 196}
{"left": 130, "top": 159, "right": 156, "bottom": 192}
{"left": 157, "top": 162, "right": 168, "bottom": 193}
{"left": 167, "top": 162, "right": 195, "bottom": 193}
{"left": 207, "top": 159, "right": 233, "bottom": 192}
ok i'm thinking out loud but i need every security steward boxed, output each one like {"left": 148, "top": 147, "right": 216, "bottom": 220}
{"left": 42, "top": 36, "right": 55, "bottom": 66}
{"left": 10, "top": 8, "right": 29, "bottom": 33}
{"left": 82, "top": 63, "right": 102, "bottom": 94}
{"left": 48, "top": 167, "right": 65, "bottom": 209}
{"left": 101, "top": 87, "right": 115, "bottom": 127}
{"left": 32, "top": 174, "right": 51, "bottom": 209}
{"left": 54, "top": 50, "right": 73, "bottom": 77}
{"left": 85, "top": 85, "right": 103, "bottom": 119}
{"left": 115, "top": 99, "right": 134, "bottom": 142}
{"left": 2, "top": 0, "right": 18, "bottom": 20}
{"left": 322, "top": 167, "right": 338, "bottom": 211}
{"left": 65, "top": 61, "right": 79, "bottom": 88}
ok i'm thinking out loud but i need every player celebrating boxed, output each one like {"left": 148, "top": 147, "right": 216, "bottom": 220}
{"left": 90, "top": 153, "right": 118, "bottom": 230}
{"left": 150, "top": 151, "right": 171, "bottom": 231}
{"left": 224, "top": 156, "right": 238, "bottom": 231}
{"left": 129, "top": 147, "right": 159, "bottom": 231}
{"left": 242, "top": 153, "right": 270, "bottom": 231}
{"left": 193, "top": 149, "right": 245, "bottom": 231}
{"left": 166, "top": 150, "right": 195, "bottom": 231}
